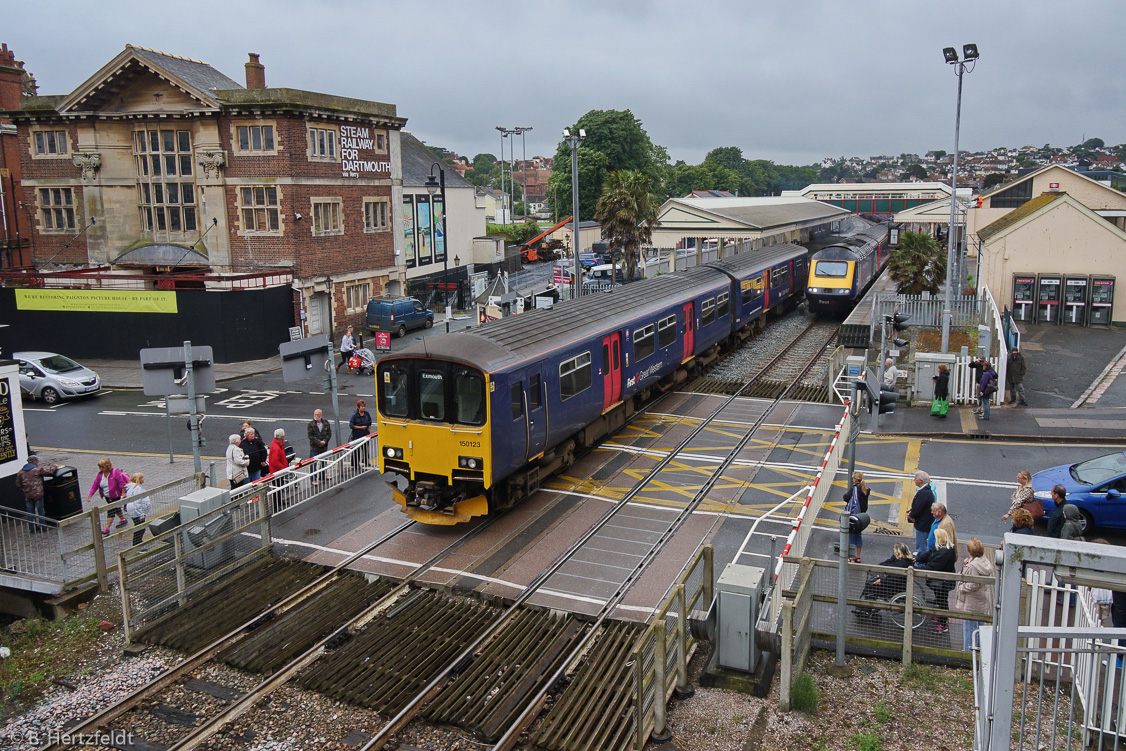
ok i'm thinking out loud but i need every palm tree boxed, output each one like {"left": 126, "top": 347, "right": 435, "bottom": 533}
{"left": 595, "top": 170, "right": 659, "bottom": 282}
{"left": 887, "top": 231, "right": 947, "bottom": 295}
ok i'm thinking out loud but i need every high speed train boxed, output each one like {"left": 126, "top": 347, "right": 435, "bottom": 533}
{"left": 375, "top": 243, "right": 809, "bottom": 524}
{"left": 805, "top": 219, "right": 890, "bottom": 314}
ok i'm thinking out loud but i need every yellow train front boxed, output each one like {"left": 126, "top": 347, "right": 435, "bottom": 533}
{"left": 806, "top": 223, "right": 889, "bottom": 314}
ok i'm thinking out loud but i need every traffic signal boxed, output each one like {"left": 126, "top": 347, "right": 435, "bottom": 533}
{"left": 878, "top": 382, "right": 898, "bottom": 415}
{"left": 890, "top": 312, "right": 911, "bottom": 331}
{"left": 857, "top": 371, "right": 899, "bottom": 415}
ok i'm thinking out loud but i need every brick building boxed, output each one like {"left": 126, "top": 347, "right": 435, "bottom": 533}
{"left": 2, "top": 44, "right": 410, "bottom": 338}
{"left": 0, "top": 43, "right": 33, "bottom": 268}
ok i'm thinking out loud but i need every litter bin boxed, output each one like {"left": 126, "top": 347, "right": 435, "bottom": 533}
{"left": 42, "top": 466, "right": 82, "bottom": 520}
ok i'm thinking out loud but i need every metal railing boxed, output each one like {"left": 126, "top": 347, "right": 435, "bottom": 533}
{"left": 0, "top": 473, "right": 205, "bottom": 593}
{"left": 876, "top": 292, "right": 979, "bottom": 329}
{"left": 631, "top": 545, "right": 713, "bottom": 749}
{"left": 780, "top": 558, "right": 816, "bottom": 711}
{"left": 116, "top": 434, "right": 380, "bottom": 641}
{"left": 771, "top": 404, "right": 850, "bottom": 622}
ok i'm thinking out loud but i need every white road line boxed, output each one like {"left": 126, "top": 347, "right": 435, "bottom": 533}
{"left": 99, "top": 410, "right": 318, "bottom": 423}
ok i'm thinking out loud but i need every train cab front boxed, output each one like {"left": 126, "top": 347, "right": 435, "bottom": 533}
{"left": 807, "top": 258, "right": 855, "bottom": 313}
{"left": 376, "top": 358, "right": 491, "bottom": 525}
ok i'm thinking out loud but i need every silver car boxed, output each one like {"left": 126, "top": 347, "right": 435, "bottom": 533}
{"left": 16, "top": 351, "right": 101, "bottom": 405}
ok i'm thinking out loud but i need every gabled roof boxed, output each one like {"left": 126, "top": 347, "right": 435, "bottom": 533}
{"left": 655, "top": 196, "right": 847, "bottom": 232}
{"left": 57, "top": 45, "right": 241, "bottom": 112}
{"left": 978, "top": 163, "right": 1119, "bottom": 202}
{"left": 892, "top": 196, "right": 970, "bottom": 225}
{"left": 976, "top": 191, "right": 1126, "bottom": 246}
{"left": 400, "top": 133, "right": 474, "bottom": 188}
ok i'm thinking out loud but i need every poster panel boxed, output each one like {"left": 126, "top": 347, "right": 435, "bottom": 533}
{"left": 416, "top": 196, "right": 432, "bottom": 265}
{"left": 433, "top": 197, "right": 445, "bottom": 264}
{"left": 403, "top": 196, "right": 416, "bottom": 268}
{"left": 16, "top": 289, "right": 178, "bottom": 313}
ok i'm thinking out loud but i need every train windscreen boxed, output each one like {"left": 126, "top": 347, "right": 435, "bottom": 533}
{"left": 377, "top": 360, "right": 487, "bottom": 426}
{"left": 814, "top": 261, "right": 849, "bottom": 278}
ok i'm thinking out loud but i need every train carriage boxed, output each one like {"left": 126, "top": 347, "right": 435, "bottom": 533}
{"left": 376, "top": 242, "right": 812, "bottom": 524}
{"left": 806, "top": 221, "right": 889, "bottom": 314}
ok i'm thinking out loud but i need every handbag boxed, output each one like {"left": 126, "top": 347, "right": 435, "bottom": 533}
{"left": 1021, "top": 497, "right": 1045, "bottom": 520}
{"left": 930, "top": 398, "right": 949, "bottom": 417}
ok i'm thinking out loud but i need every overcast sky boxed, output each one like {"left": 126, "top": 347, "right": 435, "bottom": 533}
{"left": 5, "top": 0, "right": 1124, "bottom": 167}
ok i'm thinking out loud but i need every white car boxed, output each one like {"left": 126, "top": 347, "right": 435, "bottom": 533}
{"left": 15, "top": 351, "right": 101, "bottom": 405}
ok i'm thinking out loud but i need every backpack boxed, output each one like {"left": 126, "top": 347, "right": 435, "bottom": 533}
{"left": 982, "top": 372, "right": 998, "bottom": 396}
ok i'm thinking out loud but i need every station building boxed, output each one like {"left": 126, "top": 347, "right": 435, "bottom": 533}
{"left": 780, "top": 182, "right": 969, "bottom": 217}
{"left": 2, "top": 44, "right": 412, "bottom": 344}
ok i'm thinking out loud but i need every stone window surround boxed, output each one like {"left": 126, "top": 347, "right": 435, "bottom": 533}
{"left": 310, "top": 196, "right": 344, "bottom": 237}
{"left": 363, "top": 196, "right": 390, "bottom": 233}
{"left": 30, "top": 127, "right": 71, "bottom": 159}
{"left": 36, "top": 186, "right": 78, "bottom": 233}
{"left": 307, "top": 123, "right": 339, "bottom": 162}
{"left": 231, "top": 119, "right": 279, "bottom": 156}
{"left": 236, "top": 184, "right": 285, "bottom": 236}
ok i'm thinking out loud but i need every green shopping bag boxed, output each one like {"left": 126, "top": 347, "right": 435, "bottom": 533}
{"left": 930, "top": 398, "right": 949, "bottom": 417}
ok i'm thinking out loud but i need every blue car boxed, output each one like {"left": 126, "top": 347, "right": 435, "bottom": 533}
{"left": 1033, "top": 451, "right": 1126, "bottom": 533}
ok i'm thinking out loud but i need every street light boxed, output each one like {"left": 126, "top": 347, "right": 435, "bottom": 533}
{"left": 424, "top": 163, "right": 452, "bottom": 332}
{"left": 940, "top": 43, "right": 979, "bottom": 354}
{"left": 563, "top": 127, "right": 585, "bottom": 299}
{"left": 514, "top": 126, "right": 532, "bottom": 218}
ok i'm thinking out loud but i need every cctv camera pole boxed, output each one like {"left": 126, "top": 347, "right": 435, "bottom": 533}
{"left": 184, "top": 340, "right": 202, "bottom": 474}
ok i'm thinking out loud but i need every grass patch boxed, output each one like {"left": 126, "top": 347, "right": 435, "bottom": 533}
{"left": 0, "top": 616, "right": 106, "bottom": 720}
{"left": 790, "top": 672, "right": 820, "bottom": 714}
{"left": 852, "top": 731, "right": 884, "bottom": 751}
{"left": 900, "top": 662, "right": 974, "bottom": 696}
{"left": 873, "top": 700, "right": 892, "bottom": 724}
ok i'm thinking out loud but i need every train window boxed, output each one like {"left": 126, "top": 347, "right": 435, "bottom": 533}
{"left": 559, "top": 352, "right": 592, "bottom": 401}
{"left": 815, "top": 261, "right": 848, "bottom": 278}
{"left": 771, "top": 267, "right": 789, "bottom": 286}
{"left": 717, "top": 292, "right": 730, "bottom": 318}
{"left": 419, "top": 370, "right": 445, "bottom": 421}
{"left": 511, "top": 383, "right": 524, "bottom": 420}
{"left": 741, "top": 276, "right": 763, "bottom": 305}
{"left": 701, "top": 298, "right": 716, "bottom": 326}
{"left": 658, "top": 315, "right": 676, "bottom": 348}
{"left": 529, "top": 375, "right": 542, "bottom": 410}
{"left": 454, "top": 371, "right": 486, "bottom": 425}
{"left": 379, "top": 364, "right": 410, "bottom": 418}
{"left": 634, "top": 324, "right": 655, "bottom": 361}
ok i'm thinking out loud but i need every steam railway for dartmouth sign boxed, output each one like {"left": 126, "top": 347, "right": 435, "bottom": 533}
{"left": 341, "top": 125, "right": 392, "bottom": 178}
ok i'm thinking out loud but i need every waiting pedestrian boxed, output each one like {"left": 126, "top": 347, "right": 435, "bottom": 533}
{"left": 337, "top": 326, "right": 356, "bottom": 373}
{"left": 1046, "top": 485, "right": 1084, "bottom": 540}
{"left": 856, "top": 543, "right": 915, "bottom": 616}
{"left": 969, "top": 357, "right": 998, "bottom": 421}
{"left": 931, "top": 363, "right": 950, "bottom": 419}
{"left": 15, "top": 455, "right": 57, "bottom": 530}
{"left": 928, "top": 501, "right": 958, "bottom": 555}
{"left": 239, "top": 419, "right": 253, "bottom": 440}
{"left": 883, "top": 357, "right": 899, "bottom": 388}
{"left": 1009, "top": 507, "right": 1036, "bottom": 536}
{"left": 349, "top": 399, "right": 373, "bottom": 468}
{"left": 124, "top": 473, "right": 150, "bottom": 547}
{"left": 915, "top": 527, "right": 957, "bottom": 634}
{"left": 307, "top": 409, "right": 331, "bottom": 457}
{"left": 1001, "top": 470, "right": 1038, "bottom": 523}
{"left": 1007, "top": 347, "right": 1029, "bottom": 406}
{"left": 268, "top": 428, "right": 292, "bottom": 475}
{"left": 907, "top": 470, "right": 936, "bottom": 555}
{"left": 240, "top": 427, "right": 268, "bottom": 482}
{"left": 955, "top": 537, "right": 995, "bottom": 651}
{"left": 87, "top": 458, "right": 130, "bottom": 535}
{"left": 843, "top": 471, "right": 870, "bottom": 562}
{"left": 226, "top": 434, "right": 250, "bottom": 488}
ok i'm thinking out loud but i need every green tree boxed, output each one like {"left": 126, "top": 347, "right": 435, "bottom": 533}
{"left": 465, "top": 153, "right": 498, "bottom": 186}
{"left": 887, "top": 231, "right": 947, "bottom": 295}
{"left": 1082, "top": 137, "right": 1105, "bottom": 150}
{"left": 595, "top": 170, "right": 659, "bottom": 282}
{"left": 775, "top": 164, "right": 819, "bottom": 191}
{"left": 548, "top": 109, "right": 667, "bottom": 220}
{"left": 982, "top": 173, "right": 1008, "bottom": 190}
{"left": 901, "top": 164, "right": 929, "bottom": 181}
{"left": 704, "top": 146, "right": 746, "bottom": 173}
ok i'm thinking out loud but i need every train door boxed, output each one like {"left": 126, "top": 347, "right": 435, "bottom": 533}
{"left": 510, "top": 369, "right": 547, "bottom": 463}
{"left": 682, "top": 302, "right": 695, "bottom": 362}
{"left": 602, "top": 333, "right": 622, "bottom": 410}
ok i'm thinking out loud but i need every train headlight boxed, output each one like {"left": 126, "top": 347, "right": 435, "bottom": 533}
{"left": 458, "top": 456, "right": 483, "bottom": 469}
{"left": 837, "top": 288, "right": 851, "bottom": 294}
{"left": 385, "top": 447, "right": 404, "bottom": 459}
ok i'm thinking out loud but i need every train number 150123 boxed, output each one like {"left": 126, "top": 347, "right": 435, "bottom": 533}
{"left": 459, "top": 440, "right": 481, "bottom": 448}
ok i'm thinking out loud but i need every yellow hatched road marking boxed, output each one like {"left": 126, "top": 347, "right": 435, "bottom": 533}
{"left": 898, "top": 436, "right": 924, "bottom": 530}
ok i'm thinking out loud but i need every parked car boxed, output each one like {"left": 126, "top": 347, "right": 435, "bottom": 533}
{"left": 578, "top": 252, "right": 602, "bottom": 269}
{"left": 366, "top": 296, "right": 434, "bottom": 338}
{"left": 15, "top": 351, "right": 102, "bottom": 405}
{"left": 1034, "top": 450, "right": 1126, "bottom": 533}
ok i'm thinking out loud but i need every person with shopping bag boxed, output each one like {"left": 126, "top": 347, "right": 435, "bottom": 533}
{"left": 1000, "top": 470, "right": 1041, "bottom": 523}
{"left": 930, "top": 363, "right": 950, "bottom": 418}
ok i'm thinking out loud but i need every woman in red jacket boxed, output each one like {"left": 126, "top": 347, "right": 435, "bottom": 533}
{"left": 268, "top": 428, "right": 291, "bottom": 475}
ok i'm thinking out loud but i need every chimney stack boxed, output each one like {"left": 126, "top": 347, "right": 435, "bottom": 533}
{"left": 0, "top": 43, "right": 25, "bottom": 112}
{"left": 244, "top": 53, "right": 265, "bottom": 90}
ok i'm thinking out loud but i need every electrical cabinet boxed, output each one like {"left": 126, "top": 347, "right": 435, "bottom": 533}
{"left": 716, "top": 563, "right": 765, "bottom": 673}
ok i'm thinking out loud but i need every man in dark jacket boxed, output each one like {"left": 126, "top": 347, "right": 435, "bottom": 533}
{"left": 307, "top": 409, "right": 332, "bottom": 457}
{"left": 1007, "top": 348, "right": 1029, "bottom": 406}
{"left": 907, "top": 470, "right": 936, "bottom": 556}
{"left": 240, "top": 427, "right": 269, "bottom": 482}
{"left": 1046, "top": 485, "right": 1084, "bottom": 539}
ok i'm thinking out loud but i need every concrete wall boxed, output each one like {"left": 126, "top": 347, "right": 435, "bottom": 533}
{"left": 980, "top": 199, "right": 1126, "bottom": 324}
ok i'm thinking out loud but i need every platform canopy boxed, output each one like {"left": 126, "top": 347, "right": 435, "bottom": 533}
{"left": 893, "top": 196, "right": 969, "bottom": 226}
{"left": 648, "top": 196, "right": 849, "bottom": 246}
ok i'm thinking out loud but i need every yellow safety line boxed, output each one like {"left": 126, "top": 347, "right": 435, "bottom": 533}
{"left": 899, "top": 437, "right": 924, "bottom": 531}
{"left": 959, "top": 406, "right": 978, "bottom": 433}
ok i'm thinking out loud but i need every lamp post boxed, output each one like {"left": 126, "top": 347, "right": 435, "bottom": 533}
{"left": 515, "top": 126, "right": 532, "bottom": 218}
{"left": 424, "top": 163, "right": 451, "bottom": 332}
{"left": 940, "top": 43, "right": 979, "bottom": 354}
{"left": 563, "top": 127, "right": 585, "bottom": 300}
